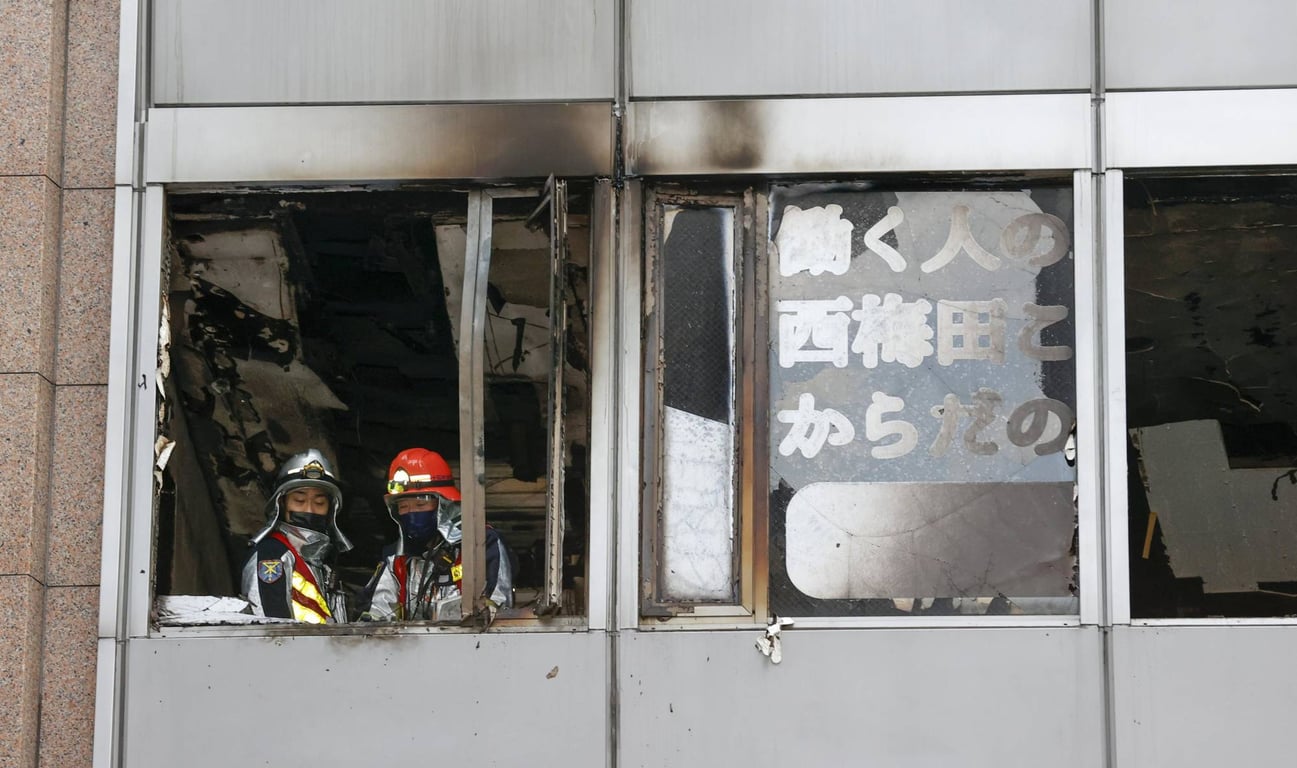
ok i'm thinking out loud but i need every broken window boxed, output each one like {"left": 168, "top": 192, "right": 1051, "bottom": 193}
{"left": 642, "top": 180, "right": 1080, "bottom": 619}
{"left": 153, "top": 186, "right": 592, "bottom": 626}
{"left": 1125, "top": 174, "right": 1297, "bottom": 619}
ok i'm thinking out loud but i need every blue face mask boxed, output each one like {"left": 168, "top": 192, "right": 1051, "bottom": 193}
{"left": 400, "top": 510, "right": 439, "bottom": 547}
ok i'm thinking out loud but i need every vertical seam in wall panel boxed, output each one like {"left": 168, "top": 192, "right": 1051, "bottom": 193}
{"left": 103, "top": 0, "right": 152, "bottom": 761}
{"left": 112, "top": 187, "right": 145, "bottom": 768}
{"left": 607, "top": 194, "right": 622, "bottom": 764}
{"left": 1092, "top": 3, "right": 1119, "bottom": 768}
{"left": 608, "top": 5, "right": 628, "bottom": 767}
{"left": 1096, "top": 172, "right": 1119, "bottom": 768}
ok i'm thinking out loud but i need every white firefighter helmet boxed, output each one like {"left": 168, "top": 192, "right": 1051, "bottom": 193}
{"left": 250, "top": 449, "right": 353, "bottom": 552}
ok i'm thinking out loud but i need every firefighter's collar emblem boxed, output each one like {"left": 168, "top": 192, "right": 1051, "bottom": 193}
{"left": 258, "top": 559, "right": 285, "bottom": 583}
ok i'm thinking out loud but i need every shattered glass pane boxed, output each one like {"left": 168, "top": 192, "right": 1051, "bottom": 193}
{"left": 768, "top": 184, "right": 1078, "bottom": 616}
{"left": 659, "top": 206, "right": 738, "bottom": 602}
{"left": 1126, "top": 175, "right": 1297, "bottom": 618}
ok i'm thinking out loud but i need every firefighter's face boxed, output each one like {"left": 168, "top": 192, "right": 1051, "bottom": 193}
{"left": 284, "top": 488, "right": 331, "bottom": 515}
{"left": 396, "top": 496, "right": 438, "bottom": 515}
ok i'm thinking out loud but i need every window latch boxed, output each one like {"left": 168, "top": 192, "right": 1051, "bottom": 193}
{"left": 755, "top": 616, "right": 794, "bottom": 664}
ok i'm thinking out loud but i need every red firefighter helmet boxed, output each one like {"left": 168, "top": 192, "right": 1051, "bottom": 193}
{"left": 384, "top": 447, "right": 461, "bottom": 504}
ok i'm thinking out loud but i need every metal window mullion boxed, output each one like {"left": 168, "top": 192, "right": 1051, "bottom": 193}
{"left": 749, "top": 189, "right": 772, "bottom": 620}
{"left": 459, "top": 191, "right": 490, "bottom": 621}
{"left": 94, "top": 185, "right": 145, "bottom": 768}
{"left": 1102, "top": 169, "right": 1131, "bottom": 625}
{"left": 617, "top": 181, "right": 645, "bottom": 630}
{"left": 540, "top": 179, "right": 569, "bottom": 614}
{"left": 735, "top": 190, "right": 753, "bottom": 611}
{"left": 586, "top": 179, "right": 616, "bottom": 631}
{"left": 1074, "top": 169, "right": 1102, "bottom": 627}
{"left": 128, "top": 186, "right": 166, "bottom": 639}
{"left": 639, "top": 193, "right": 665, "bottom": 614}
{"left": 98, "top": 186, "right": 140, "bottom": 639}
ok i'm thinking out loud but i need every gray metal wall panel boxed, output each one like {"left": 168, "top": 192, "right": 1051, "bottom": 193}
{"left": 145, "top": 104, "right": 614, "bottom": 183}
{"left": 1106, "top": 90, "right": 1297, "bottom": 169}
{"left": 122, "top": 632, "right": 607, "bottom": 767}
{"left": 627, "top": 95, "right": 1093, "bottom": 175}
{"left": 1106, "top": 1, "right": 1297, "bottom": 90}
{"left": 152, "top": 0, "right": 615, "bottom": 105}
{"left": 619, "top": 627, "right": 1105, "bottom": 768}
{"left": 628, "top": 0, "right": 1091, "bottom": 98}
{"left": 1112, "top": 625, "right": 1297, "bottom": 767}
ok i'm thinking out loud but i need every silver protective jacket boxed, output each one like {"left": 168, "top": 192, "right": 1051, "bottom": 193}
{"left": 242, "top": 524, "right": 350, "bottom": 623}
{"left": 364, "top": 533, "right": 513, "bottom": 621}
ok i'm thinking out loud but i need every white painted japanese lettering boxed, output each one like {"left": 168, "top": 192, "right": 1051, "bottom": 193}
{"left": 936, "top": 299, "right": 1007, "bottom": 365}
{"left": 1007, "top": 398, "right": 1074, "bottom": 455}
{"left": 1019, "top": 303, "right": 1073, "bottom": 361}
{"left": 850, "top": 293, "right": 934, "bottom": 369}
{"left": 864, "top": 392, "right": 918, "bottom": 459}
{"left": 777, "top": 297, "right": 854, "bottom": 368}
{"left": 920, "top": 205, "right": 1002, "bottom": 273}
{"left": 776, "top": 393, "right": 856, "bottom": 459}
{"left": 862, "top": 206, "right": 907, "bottom": 273}
{"left": 1000, "top": 212, "right": 1070, "bottom": 268}
{"left": 776, "top": 204, "right": 854, "bottom": 277}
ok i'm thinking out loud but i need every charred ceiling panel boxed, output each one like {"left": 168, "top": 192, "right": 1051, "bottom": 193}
{"left": 1125, "top": 175, "right": 1297, "bottom": 618}
{"left": 160, "top": 189, "right": 591, "bottom": 601}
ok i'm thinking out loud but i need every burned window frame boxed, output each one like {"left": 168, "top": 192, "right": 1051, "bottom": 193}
{"left": 638, "top": 174, "right": 1099, "bottom": 626}
{"left": 639, "top": 186, "right": 767, "bottom": 620}
{"left": 140, "top": 180, "right": 606, "bottom": 633}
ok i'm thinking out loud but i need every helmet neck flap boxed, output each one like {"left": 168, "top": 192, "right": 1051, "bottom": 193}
{"left": 250, "top": 449, "right": 353, "bottom": 553}
{"left": 383, "top": 448, "right": 462, "bottom": 555}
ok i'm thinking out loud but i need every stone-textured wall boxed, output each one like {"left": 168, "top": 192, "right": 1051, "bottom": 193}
{"left": 0, "top": 1, "right": 117, "bottom": 766}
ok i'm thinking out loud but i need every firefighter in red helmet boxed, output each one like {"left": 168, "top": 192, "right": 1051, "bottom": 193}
{"left": 242, "top": 449, "right": 353, "bottom": 623}
{"left": 361, "top": 447, "right": 513, "bottom": 623}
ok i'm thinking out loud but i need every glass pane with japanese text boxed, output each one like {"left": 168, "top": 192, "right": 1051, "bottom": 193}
{"left": 768, "top": 183, "right": 1078, "bottom": 616}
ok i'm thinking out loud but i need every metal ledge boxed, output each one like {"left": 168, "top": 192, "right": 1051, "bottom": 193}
{"left": 145, "top": 103, "right": 615, "bottom": 184}
{"left": 626, "top": 94, "right": 1093, "bottom": 176}
{"left": 1106, "top": 89, "right": 1297, "bottom": 169}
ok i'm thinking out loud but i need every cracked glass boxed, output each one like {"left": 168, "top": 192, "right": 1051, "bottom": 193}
{"left": 767, "top": 183, "right": 1079, "bottom": 617}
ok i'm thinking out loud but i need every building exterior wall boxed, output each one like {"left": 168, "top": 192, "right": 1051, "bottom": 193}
{"left": 7, "top": 2, "right": 1297, "bottom": 767}
{"left": 1, "top": 1, "right": 118, "bottom": 767}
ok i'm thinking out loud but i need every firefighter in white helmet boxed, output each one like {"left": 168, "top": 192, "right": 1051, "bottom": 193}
{"left": 242, "top": 449, "right": 353, "bottom": 623}
{"left": 362, "top": 447, "right": 513, "bottom": 623}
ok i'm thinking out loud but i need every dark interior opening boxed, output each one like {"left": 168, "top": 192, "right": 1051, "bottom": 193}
{"left": 1125, "top": 174, "right": 1297, "bottom": 617}
{"left": 155, "top": 187, "right": 591, "bottom": 620}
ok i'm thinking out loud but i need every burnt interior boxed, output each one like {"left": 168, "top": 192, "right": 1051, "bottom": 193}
{"left": 156, "top": 187, "right": 591, "bottom": 616}
{"left": 1125, "top": 174, "right": 1297, "bottom": 617}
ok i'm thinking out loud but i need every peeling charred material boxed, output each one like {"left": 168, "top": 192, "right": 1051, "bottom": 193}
{"left": 540, "top": 177, "right": 570, "bottom": 615}
{"left": 189, "top": 277, "right": 298, "bottom": 367}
